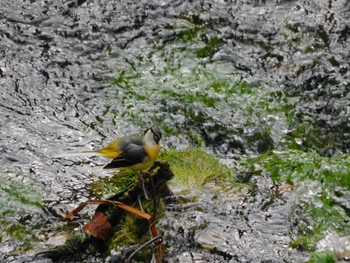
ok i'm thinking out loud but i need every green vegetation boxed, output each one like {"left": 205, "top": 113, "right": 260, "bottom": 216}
{"left": 88, "top": 168, "right": 167, "bottom": 260}
{"left": 88, "top": 148, "right": 235, "bottom": 256}
{"left": 91, "top": 148, "right": 233, "bottom": 195}
{"left": 241, "top": 150, "right": 350, "bottom": 189}
{"left": 307, "top": 251, "right": 336, "bottom": 263}
{"left": 55, "top": 11, "right": 350, "bottom": 261}
{"left": 104, "top": 35, "right": 350, "bottom": 252}
{"left": 108, "top": 53, "right": 295, "bottom": 149}
{"left": 159, "top": 148, "right": 233, "bottom": 188}
{"left": 0, "top": 168, "right": 45, "bottom": 251}
{"left": 236, "top": 150, "right": 350, "bottom": 252}
{"left": 105, "top": 16, "right": 296, "bottom": 153}
{"left": 89, "top": 169, "right": 139, "bottom": 199}
{"left": 108, "top": 198, "right": 164, "bottom": 248}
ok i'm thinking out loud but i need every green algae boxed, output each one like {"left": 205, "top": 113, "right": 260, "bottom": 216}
{"left": 106, "top": 17, "right": 296, "bottom": 153}
{"left": 307, "top": 251, "right": 336, "bottom": 263}
{"left": 235, "top": 150, "right": 350, "bottom": 252}
{"left": 0, "top": 167, "right": 45, "bottom": 252}
{"left": 241, "top": 150, "right": 350, "bottom": 188}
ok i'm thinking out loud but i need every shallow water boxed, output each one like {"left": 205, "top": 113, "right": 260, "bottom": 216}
{"left": 1, "top": 0, "right": 350, "bottom": 262}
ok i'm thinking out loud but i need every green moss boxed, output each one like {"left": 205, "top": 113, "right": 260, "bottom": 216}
{"left": 290, "top": 194, "right": 349, "bottom": 251}
{"left": 109, "top": 199, "right": 164, "bottom": 249}
{"left": 90, "top": 148, "right": 234, "bottom": 193}
{"left": 87, "top": 167, "right": 169, "bottom": 259}
{"left": 89, "top": 169, "right": 139, "bottom": 198}
{"left": 0, "top": 220, "right": 29, "bottom": 241}
{"left": 161, "top": 89, "right": 219, "bottom": 108}
{"left": 0, "top": 167, "right": 46, "bottom": 254}
{"left": 0, "top": 177, "right": 43, "bottom": 210}
{"left": 159, "top": 148, "right": 233, "bottom": 188}
{"left": 307, "top": 251, "right": 336, "bottom": 263}
{"left": 188, "top": 131, "right": 206, "bottom": 147}
{"left": 243, "top": 150, "right": 350, "bottom": 187}
{"left": 236, "top": 150, "right": 350, "bottom": 252}
{"left": 107, "top": 30, "right": 295, "bottom": 153}
{"left": 176, "top": 24, "right": 203, "bottom": 43}
{"left": 107, "top": 198, "right": 165, "bottom": 263}
{"left": 195, "top": 36, "right": 221, "bottom": 58}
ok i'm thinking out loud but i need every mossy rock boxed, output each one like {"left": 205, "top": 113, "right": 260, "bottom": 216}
{"left": 159, "top": 148, "right": 234, "bottom": 188}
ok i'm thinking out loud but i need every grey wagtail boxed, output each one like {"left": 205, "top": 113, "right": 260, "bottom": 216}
{"left": 55, "top": 127, "right": 162, "bottom": 172}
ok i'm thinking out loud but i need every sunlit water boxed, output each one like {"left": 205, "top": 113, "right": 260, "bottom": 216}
{"left": 1, "top": 0, "right": 350, "bottom": 262}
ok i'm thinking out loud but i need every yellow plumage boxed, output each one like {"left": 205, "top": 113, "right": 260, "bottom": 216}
{"left": 96, "top": 139, "right": 122, "bottom": 159}
{"left": 55, "top": 127, "right": 162, "bottom": 172}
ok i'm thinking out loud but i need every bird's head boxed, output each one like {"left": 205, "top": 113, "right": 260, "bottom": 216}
{"left": 145, "top": 127, "right": 162, "bottom": 144}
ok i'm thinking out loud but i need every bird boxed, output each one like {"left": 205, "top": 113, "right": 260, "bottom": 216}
{"left": 55, "top": 127, "right": 162, "bottom": 172}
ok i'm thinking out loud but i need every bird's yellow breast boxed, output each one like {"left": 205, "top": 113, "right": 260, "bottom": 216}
{"left": 127, "top": 144, "right": 160, "bottom": 172}
{"left": 129, "top": 161, "right": 155, "bottom": 171}
{"left": 144, "top": 144, "right": 161, "bottom": 162}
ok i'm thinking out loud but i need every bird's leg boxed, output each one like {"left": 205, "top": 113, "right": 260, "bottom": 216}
{"left": 150, "top": 175, "right": 158, "bottom": 220}
{"left": 137, "top": 194, "right": 145, "bottom": 212}
{"left": 139, "top": 172, "right": 157, "bottom": 219}
{"left": 139, "top": 172, "right": 150, "bottom": 200}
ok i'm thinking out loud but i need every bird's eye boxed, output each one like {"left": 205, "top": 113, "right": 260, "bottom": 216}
{"left": 153, "top": 133, "right": 161, "bottom": 142}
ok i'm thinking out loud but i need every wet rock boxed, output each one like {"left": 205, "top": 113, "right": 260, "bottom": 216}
{"left": 1, "top": 0, "right": 350, "bottom": 261}
{"left": 45, "top": 234, "right": 69, "bottom": 247}
{"left": 317, "top": 232, "right": 350, "bottom": 260}
{"left": 161, "top": 179, "right": 308, "bottom": 262}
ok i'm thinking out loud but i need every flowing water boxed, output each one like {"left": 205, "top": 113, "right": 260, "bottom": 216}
{"left": 1, "top": 0, "right": 350, "bottom": 262}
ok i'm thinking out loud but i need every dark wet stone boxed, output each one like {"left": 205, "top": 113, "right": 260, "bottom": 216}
{"left": 160, "top": 178, "right": 309, "bottom": 262}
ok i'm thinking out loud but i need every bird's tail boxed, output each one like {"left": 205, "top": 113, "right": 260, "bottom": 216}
{"left": 53, "top": 151, "right": 102, "bottom": 159}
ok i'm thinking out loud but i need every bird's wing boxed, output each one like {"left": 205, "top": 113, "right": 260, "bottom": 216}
{"left": 103, "top": 136, "right": 147, "bottom": 169}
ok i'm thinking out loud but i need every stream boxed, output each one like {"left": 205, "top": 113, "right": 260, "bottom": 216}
{"left": 1, "top": 0, "right": 350, "bottom": 262}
